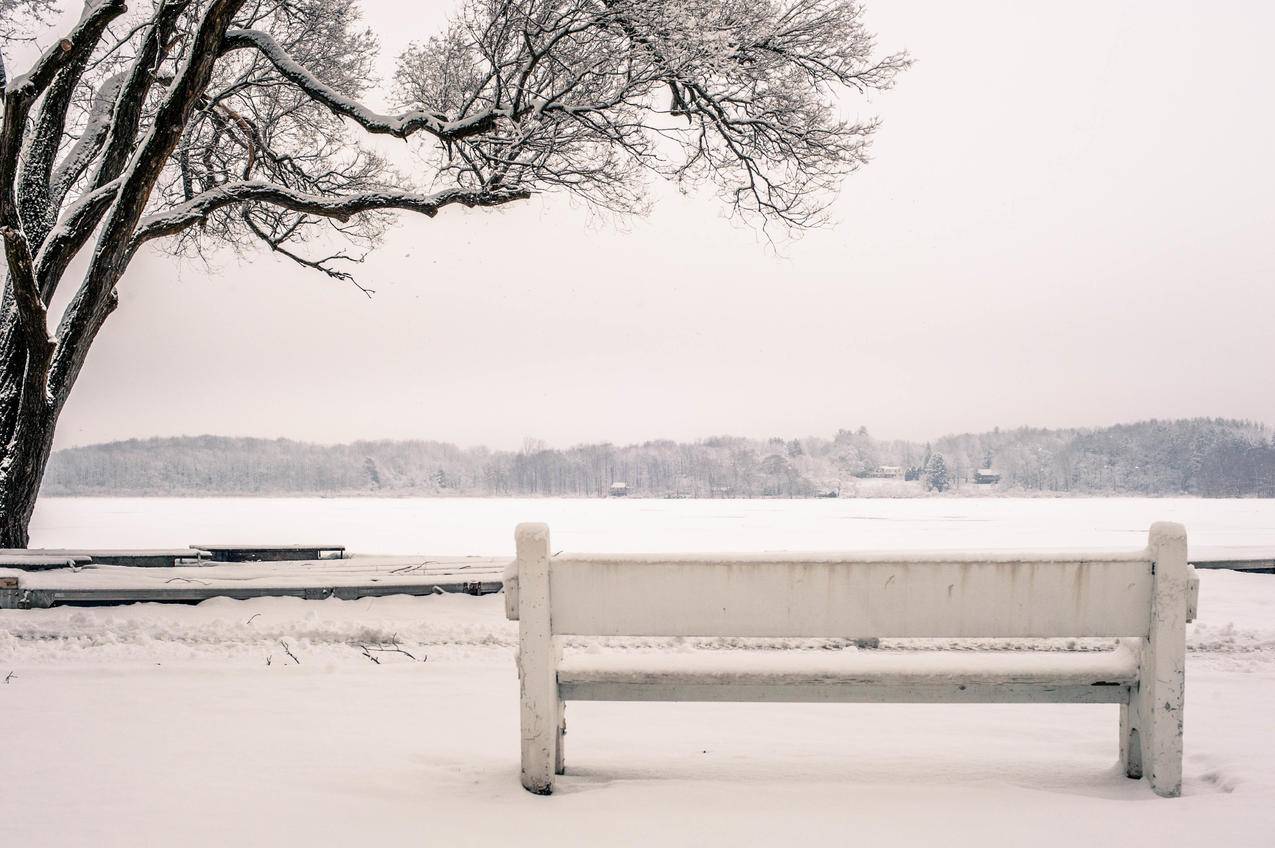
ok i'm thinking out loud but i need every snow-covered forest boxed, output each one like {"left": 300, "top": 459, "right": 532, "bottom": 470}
{"left": 42, "top": 418, "right": 1275, "bottom": 498}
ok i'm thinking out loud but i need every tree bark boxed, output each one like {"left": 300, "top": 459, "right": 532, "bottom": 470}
{"left": 0, "top": 377, "right": 56, "bottom": 548}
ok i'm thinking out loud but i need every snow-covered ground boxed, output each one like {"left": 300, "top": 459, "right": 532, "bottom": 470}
{"left": 5, "top": 497, "right": 1274, "bottom": 846}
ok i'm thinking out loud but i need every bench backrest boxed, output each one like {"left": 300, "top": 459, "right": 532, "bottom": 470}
{"left": 508, "top": 523, "right": 1190, "bottom": 640}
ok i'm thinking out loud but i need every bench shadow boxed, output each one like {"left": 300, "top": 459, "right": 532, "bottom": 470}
{"left": 550, "top": 756, "right": 1201, "bottom": 801}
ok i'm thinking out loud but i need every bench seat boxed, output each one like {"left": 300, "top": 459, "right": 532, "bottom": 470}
{"left": 557, "top": 644, "right": 1138, "bottom": 704}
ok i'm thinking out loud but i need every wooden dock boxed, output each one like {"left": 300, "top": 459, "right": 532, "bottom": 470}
{"left": 192, "top": 544, "right": 346, "bottom": 562}
{"left": 0, "top": 555, "right": 504, "bottom": 609}
{"left": 1190, "top": 547, "right": 1275, "bottom": 574}
{"left": 0, "top": 554, "right": 91, "bottom": 570}
{"left": 0, "top": 548, "right": 211, "bottom": 568}
{"left": 1, "top": 545, "right": 1272, "bottom": 610}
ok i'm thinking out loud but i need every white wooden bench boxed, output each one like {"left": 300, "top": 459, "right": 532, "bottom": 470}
{"left": 504, "top": 522, "right": 1199, "bottom": 796}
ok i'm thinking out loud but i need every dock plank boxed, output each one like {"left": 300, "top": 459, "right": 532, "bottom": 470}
{"left": 0, "top": 549, "right": 211, "bottom": 568}
{"left": 0, "top": 555, "right": 506, "bottom": 608}
{"left": 192, "top": 544, "right": 346, "bottom": 563}
{"left": 0, "top": 555, "right": 91, "bottom": 570}
{"left": 1190, "top": 546, "right": 1275, "bottom": 573}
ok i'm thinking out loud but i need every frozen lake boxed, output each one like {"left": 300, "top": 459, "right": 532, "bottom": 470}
{"left": 28, "top": 496, "right": 1275, "bottom": 556}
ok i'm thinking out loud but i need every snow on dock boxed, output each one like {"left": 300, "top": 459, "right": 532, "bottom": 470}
{"left": 0, "top": 548, "right": 210, "bottom": 568}
{"left": 193, "top": 543, "right": 346, "bottom": 562}
{"left": 2, "top": 542, "right": 1274, "bottom": 609}
{"left": 1189, "top": 546, "right": 1275, "bottom": 573}
{"left": 0, "top": 555, "right": 504, "bottom": 608}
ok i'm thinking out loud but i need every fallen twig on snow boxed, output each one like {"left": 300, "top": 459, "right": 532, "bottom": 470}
{"left": 389, "top": 560, "right": 439, "bottom": 575}
{"left": 353, "top": 637, "right": 426, "bottom": 664}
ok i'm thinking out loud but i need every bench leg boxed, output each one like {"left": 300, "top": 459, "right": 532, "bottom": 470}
{"left": 1142, "top": 523, "right": 1188, "bottom": 798}
{"left": 1120, "top": 705, "right": 1143, "bottom": 779}
{"left": 555, "top": 701, "right": 566, "bottom": 775}
{"left": 518, "top": 652, "right": 560, "bottom": 794}
{"left": 1119, "top": 638, "right": 1144, "bottom": 779}
{"left": 517, "top": 523, "right": 559, "bottom": 795}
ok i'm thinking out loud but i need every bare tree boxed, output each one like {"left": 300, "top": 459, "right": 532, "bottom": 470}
{"left": 0, "top": 0, "right": 907, "bottom": 545}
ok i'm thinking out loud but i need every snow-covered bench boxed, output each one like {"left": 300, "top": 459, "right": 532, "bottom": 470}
{"left": 504, "top": 522, "right": 1198, "bottom": 796}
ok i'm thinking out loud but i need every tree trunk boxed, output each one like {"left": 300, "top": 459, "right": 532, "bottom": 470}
{"left": 0, "top": 322, "right": 59, "bottom": 548}
{"left": 0, "top": 406, "right": 57, "bottom": 548}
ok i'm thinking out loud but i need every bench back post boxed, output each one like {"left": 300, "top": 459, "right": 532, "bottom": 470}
{"left": 1138, "top": 521, "right": 1188, "bottom": 797}
{"left": 515, "top": 522, "right": 559, "bottom": 794}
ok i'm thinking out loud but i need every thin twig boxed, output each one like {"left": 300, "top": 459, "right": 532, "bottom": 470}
{"left": 389, "top": 560, "right": 439, "bottom": 575}
{"left": 279, "top": 640, "right": 300, "bottom": 664}
{"left": 354, "top": 639, "right": 426, "bottom": 663}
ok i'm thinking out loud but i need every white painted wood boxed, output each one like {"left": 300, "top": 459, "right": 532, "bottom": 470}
{"left": 1186, "top": 564, "right": 1200, "bottom": 622}
{"left": 502, "top": 558, "right": 519, "bottom": 620}
{"left": 515, "top": 523, "right": 559, "bottom": 795}
{"left": 1142, "top": 522, "right": 1188, "bottom": 797}
{"left": 1119, "top": 638, "right": 1145, "bottom": 779}
{"left": 555, "top": 701, "right": 566, "bottom": 776}
{"left": 549, "top": 558, "right": 1153, "bottom": 638}
{"left": 509, "top": 523, "right": 1193, "bottom": 796}
{"left": 560, "top": 681, "right": 1132, "bottom": 704}
{"left": 558, "top": 645, "right": 1138, "bottom": 703}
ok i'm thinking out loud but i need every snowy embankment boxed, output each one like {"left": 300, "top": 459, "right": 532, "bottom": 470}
{"left": 3, "top": 569, "right": 1274, "bottom": 846}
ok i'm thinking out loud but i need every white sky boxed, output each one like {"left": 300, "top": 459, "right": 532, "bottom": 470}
{"left": 42, "top": 1, "right": 1275, "bottom": 449}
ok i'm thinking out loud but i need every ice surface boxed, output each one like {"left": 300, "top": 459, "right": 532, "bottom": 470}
{"left": 27, "top": 495, "right": 1275, "bottom": 556}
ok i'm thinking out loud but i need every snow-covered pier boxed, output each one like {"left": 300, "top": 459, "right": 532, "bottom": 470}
{"left": 1190, "top": 547, "right": 1275, "bottom": 574}
{"left": 0, "top": 555, "right": 504, "bottom": 609}
{"left": 2, "top": 550, "right": 1272, "bottom": 610}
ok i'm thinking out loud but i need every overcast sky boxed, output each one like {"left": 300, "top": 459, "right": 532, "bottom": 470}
{"left": 44, "top": 1, "right": 1275, "bottom": 450}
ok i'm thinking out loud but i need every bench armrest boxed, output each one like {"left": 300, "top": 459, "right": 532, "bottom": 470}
{"left": 504, "top": 559, "right": 519, "bottom": 620}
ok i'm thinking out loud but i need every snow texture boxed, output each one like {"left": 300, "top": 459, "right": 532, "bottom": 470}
{"left": 1, "top": 498, "right": 1273, "bottom": 844}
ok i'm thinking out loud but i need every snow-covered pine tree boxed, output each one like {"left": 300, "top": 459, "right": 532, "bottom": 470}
{"left": 924, "top": 452, "right": 949, "bottom": 492}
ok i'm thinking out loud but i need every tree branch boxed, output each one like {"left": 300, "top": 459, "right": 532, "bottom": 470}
{"left": 52, "top": 0, "right": 248, "bottom": 405}
{"left": 221, "top": 28, "right": 505, "bottom": 141}
{"left": 16, "top": 2, "right": 125, "bottom": 249}
{"left": 1, "top": 0, "right": 126, "bottom": 102}
{"left": 131, "top": 180, "right": 530, "bottom": 247}
{"left": 48, "top": 70, "right": 128, "bottom": 207}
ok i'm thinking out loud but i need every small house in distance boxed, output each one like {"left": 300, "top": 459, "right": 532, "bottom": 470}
{"left": 609, "top": 482, "right": 629, "bottom": 497}
{"left": 868, "top": 465, "right": 904, "bottom": 479}
{"left": 974, "top": 468, "right": 1001, "bottom": 485}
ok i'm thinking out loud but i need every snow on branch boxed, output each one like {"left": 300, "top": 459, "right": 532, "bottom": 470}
{"left": 221, "top": 28, "right": 505, "bottom": 142}
{"left": 391, "top": 0, "right": 912, "bottom": 228}
{"left": 131, "top": 179, "right": 531, "bottom": 246}
{"left": 48, "top": 71, "right": 128, "bottom": 206}
{"left": 1, "top": 0, "right": 124, "bottom": 100}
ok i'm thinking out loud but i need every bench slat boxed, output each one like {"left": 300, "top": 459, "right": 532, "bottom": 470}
{"left": 559, "top": 681, "right": 1132, "bottom": 704}
{"left": 558, "top": 646, "right": 1138, "bottom": 703}
{"left": 549, "top": 559, "right": 1154, "bottom": 639}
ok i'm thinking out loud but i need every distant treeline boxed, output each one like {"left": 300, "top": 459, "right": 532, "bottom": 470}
{"left": 41, "top": 418, "right": 1275, "bottom": 498}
